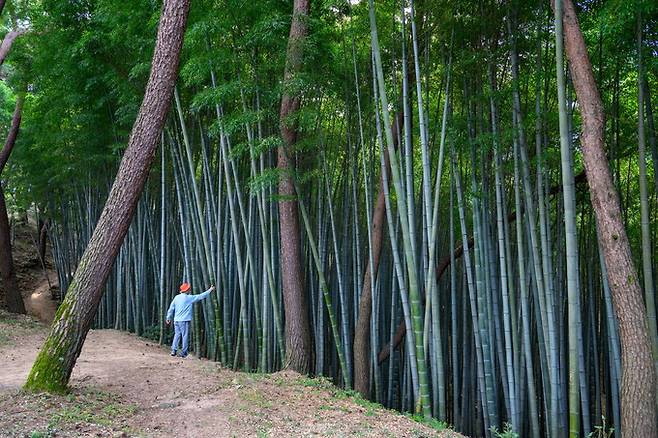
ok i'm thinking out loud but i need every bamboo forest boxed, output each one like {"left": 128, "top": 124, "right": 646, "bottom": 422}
{"left": 0, "top": 0, "right": 657, "bottom": 437}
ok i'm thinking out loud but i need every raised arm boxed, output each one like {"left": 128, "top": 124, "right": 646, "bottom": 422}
{"left": 191, "top": 285, "right": 215, "bottom": 303}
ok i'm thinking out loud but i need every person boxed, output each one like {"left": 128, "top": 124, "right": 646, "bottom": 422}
{"left": 166, "top": 283, "right": 214, "bottom": 358}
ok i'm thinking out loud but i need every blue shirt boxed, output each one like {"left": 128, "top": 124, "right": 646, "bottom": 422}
{"left": 166, "top": 288, "right": 212, "bottom": 322}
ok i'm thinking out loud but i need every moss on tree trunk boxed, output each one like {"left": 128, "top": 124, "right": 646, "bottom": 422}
{"left": 24, "top": 297, "right": 74, "bottom": 393}
{"left": 22, "top": 0, "right": 191, "bottom": 394}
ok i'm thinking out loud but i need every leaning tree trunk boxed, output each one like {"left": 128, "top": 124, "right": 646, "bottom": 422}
{"left": 0, "top": 94, "right": 23, "bottom": 170}
{"left": 23, "top": 0, "right": 190, "bottom": 393}
{"left": 277, "top": 0, "right": 312, "bottom": 374}
{"left": 0, "top": 94, "right": 25, "bottom": 314}
{"left": 557, "top": 0, "right": 658, "bottom": 435}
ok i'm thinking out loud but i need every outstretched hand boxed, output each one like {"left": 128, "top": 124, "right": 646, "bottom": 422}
{"left": 209, "top": 285, "right": 215, "bottom": 292}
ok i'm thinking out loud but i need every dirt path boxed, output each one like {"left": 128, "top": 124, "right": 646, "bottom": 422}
{"left": 22, "top": 271, "right": 58, "bottom": 324}
{"left": 0, "top": 313, "right": 462, "bottom": 437}
{"left": 10, "top": 219, "right": 59, "bottom": 325}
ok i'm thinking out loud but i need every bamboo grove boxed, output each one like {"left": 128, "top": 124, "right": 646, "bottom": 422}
{"left": 1, "top": 0, "right": 657, "bottom": 437}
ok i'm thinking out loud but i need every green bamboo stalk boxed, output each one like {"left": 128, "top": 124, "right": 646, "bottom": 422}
{"left": 636, "top": 10, "right": 658, "bottom": 391}
{"left": 554, "top": 1, "right": 581, "bottom": 434}
{"left": 368, "top": 0, "right": 431, "bottom": 417}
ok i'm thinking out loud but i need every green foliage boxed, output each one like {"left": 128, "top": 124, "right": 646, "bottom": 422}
{"left": 297, "top": 375, "right": 334, "bottom": 390}
{"left": 407, "top": 413, "right": 451, "bottom": 432}
{"left": 141, "top": 324, "right": 171, "bottom": 344}
{"left": 490, "top": 423, "right": 519, "bottom": 438}
{"left": 0, "top": 81, "right": 16, "bottom": 130}
{"left": 5, "top": 0, "right": 159, "bottom": 206}
{"left": 587, "top": 417, "right": 615, "bottom": 438}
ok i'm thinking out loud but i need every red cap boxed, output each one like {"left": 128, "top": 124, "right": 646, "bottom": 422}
{"left": 179, "top": 283, "right": 191, "bottom": 292}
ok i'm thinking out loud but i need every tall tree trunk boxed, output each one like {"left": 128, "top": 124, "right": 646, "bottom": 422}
{"left": 0, "top": 94, "right": 25, "bottom": 314}
{"left": 353, "top": 111, "right": 399, "bottom": 397}
{"left": 557, "top": 0, "right": 658, "bottom": 435}
{"left": 0, "top": 185, "right": 23, "bottom": 313}
{"left": 277, "top": 0, "right": 312, "bottom": 374}
{"left": 23, "top": 0, "right": 190, "bottom": 393}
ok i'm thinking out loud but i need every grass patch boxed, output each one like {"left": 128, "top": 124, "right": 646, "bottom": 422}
{"left": 0, "top": 310, "right": 42, "bottom": 348}
{"left": 45, "top": 388, "right": 137, "bottom": 428}
{"left": 407, "top": 413, "right": 451, "bottom": 432}
{"left": 1, "top": 387, "right": 140, "bottom": 437}
{"left": 255, "top": 421, "right": 273, "bottom": 438}
{"left": 239, "top": 388, "right": 273, "bottom": 408}
{"left": 296, "top": 375, "right": 334, "bottom": 390}
{"left": 0, "top": 310, "right": 42, "bottom": 329}
{"left": 229, "top": 371, "right": 271, "bottom": 388}
{"left": 331, "top": 388, "right": 385, "bottom": 418}
{"left": 0, "top": 329, "right": 12, "bottom": 346}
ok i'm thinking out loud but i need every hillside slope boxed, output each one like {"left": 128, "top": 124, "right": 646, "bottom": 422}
{"left": 0, "top": 312, "right": 464, "bottom": 437}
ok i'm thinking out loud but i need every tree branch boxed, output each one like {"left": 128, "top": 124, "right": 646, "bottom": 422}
{"left": 0, "top": 29, "right": 27, "bottom": 66}
{"left": 0, "top": 94, "right": 24, "bottom": 174}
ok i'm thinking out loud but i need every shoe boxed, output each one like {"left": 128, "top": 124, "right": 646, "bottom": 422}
{"left": 180, "top": 354, "right": 188, "bottom": 359}
{"left": 170, "top": 351, "right": 177, "bottom": 357}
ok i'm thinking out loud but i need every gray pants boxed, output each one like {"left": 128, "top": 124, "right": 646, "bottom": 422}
{"left": 171, "top": 321, "right": 190, "bottom": 356}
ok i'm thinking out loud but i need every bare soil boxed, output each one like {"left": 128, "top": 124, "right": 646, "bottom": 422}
{"left": 0, "top": 313, "right": 462, "bottom": 437}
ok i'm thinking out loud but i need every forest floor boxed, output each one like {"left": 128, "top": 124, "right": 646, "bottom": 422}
{"left": 0, "top": 223, "right": 464, "bottom": 438}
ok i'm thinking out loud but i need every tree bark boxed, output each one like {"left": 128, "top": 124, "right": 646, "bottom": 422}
{"left": 0, "top": 185, "right": 24, "bottom": 313}
{"left": 0, "top": 94, "right": 23, "bottom": 173}
{"left": 0, "top": 94, "right": 25, "bottom": 314}
{"left": 557, "top": 0, "right": 657, "bottom": 435}
{"left": 0, "top": 29, "right": 26, "bottom": 66}
{"left": 353, "top": 110, "right": 401, "bottom": 397}
{"left": 277, "top": 0, "right": 312, "bottom": 374}
{"left": 23, "top": 0, "right": 190, "bottom": 393}
{"left": 38, "top": 219, "right": 48, "bottom": 264}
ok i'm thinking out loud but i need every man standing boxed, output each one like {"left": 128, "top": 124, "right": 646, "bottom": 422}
{"left": 166, "top": 283, "right": 214, "bottom": 358}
